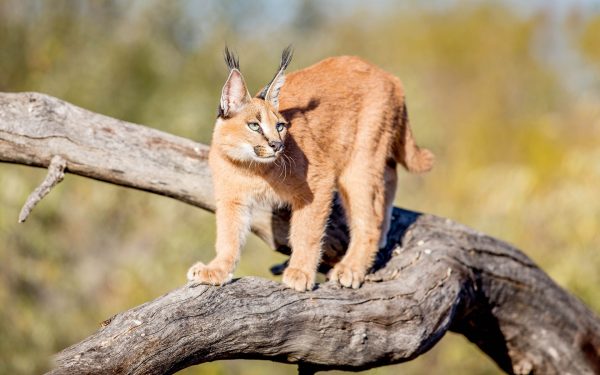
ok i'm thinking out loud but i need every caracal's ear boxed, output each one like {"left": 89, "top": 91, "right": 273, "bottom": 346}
{"left": 257, "top": 45, "right": 293, "bottom": 110}
{"left": 219, "top": 47, "right": 251, "bottom": 118}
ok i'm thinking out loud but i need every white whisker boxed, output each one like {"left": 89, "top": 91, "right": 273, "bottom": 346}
{"left": 282, "top": 156, "right": 288, "bottom": 182}
{"left": 285, "top": 153, "right": 296, "bottom": 169}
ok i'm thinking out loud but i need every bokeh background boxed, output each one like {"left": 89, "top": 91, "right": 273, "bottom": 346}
{"left": 1, "top": 0, "right": 599, "bottom": 374}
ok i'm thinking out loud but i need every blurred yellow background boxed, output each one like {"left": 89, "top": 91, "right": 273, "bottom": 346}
{"left": 1, "top": 1, "right": 599, "bottom": 374}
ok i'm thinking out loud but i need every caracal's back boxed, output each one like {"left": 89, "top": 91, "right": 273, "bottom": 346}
{"left": 279, "top": 56, "right": 433, "bottom": 173}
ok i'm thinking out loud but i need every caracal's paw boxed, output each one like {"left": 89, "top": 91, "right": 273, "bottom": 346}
{"left": 186, "top": 261, "right": 232, "bottom": 286}
{"left": 328, "top": 262, "right": 366, "bottom": 289}
{"left": 282, "top": 267, "right": 315, "bottom": 292}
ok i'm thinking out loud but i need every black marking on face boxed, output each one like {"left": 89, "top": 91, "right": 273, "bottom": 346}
{"left": 253, "top": 145, "right": 264, "bottom": 156}
{"left": 254, "top": 145, "right": 274, "bottom": 157}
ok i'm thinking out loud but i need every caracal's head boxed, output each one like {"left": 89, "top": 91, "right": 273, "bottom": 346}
{"left": 212, "top": 47, "right": 293, "bottom": 164}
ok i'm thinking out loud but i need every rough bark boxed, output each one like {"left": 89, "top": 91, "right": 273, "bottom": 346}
{"left": 1, "top": 92, "right": 599, "bottom": 374}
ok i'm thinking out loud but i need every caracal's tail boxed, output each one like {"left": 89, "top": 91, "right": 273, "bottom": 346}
{"left": 393, "top": 102, "right": 434, "bottom": 173}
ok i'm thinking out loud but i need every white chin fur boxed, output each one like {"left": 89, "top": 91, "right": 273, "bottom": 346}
{"left": 252, "top": 155, "right": 277, "bottom": 163}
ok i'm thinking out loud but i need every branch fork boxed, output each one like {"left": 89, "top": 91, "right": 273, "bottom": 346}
{"left": 18, "top": 154, "right": 66, "bottom": 223}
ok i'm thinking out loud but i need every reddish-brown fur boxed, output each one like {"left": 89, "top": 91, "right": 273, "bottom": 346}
{"left": 187, "top": 51, "right": 433, "bottom": 291}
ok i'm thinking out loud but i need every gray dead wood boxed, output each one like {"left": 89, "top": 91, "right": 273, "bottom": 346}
{"left": 1, "top": 92, "right": 599, "bottom": 375}
{"left": 18, "top": 154, "right": 66, "bottom": 222}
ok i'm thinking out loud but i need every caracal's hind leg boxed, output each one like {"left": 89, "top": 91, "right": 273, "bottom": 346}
{"left": 330, "top": 160, "right": 388, "bottom": 289}
{"left": 379, "top": 162, "right": 398, "bottom": 249}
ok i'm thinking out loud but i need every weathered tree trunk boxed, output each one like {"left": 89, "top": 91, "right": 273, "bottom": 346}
{"left": 1, "top": 92, "right": 599, "bottom": 374}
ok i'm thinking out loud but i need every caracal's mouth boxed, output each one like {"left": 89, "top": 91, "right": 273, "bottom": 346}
{"left": 253, "top": 146, "right": 283, "bottom": 162}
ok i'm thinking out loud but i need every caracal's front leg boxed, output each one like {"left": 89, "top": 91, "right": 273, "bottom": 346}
{"left": 187, "top": 197, "right": 250, "bottom": 286}
{"left": 330, "top": 161, "right": 389, "bottom": 289}
{"left": 283, "top": 186, "right": 333, "bottom": 292}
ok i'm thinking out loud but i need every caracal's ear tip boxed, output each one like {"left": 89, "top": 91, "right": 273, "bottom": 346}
{"left": 281, "top": 45, "right": 293, "bottom": 70}
{"left": 283, "top": 44, "right": 293, "bottom": 56}
{"left": 223, "top": 46, "right": 240, "bottom": 71}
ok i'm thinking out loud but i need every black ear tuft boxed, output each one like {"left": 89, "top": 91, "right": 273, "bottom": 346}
{"left": 257, "top": 45, "right": 294, "bottom": 100}
{"left": 224, "top": 46, "right": 240, "bottom": 71}
{"left": 279, "top": 45, "right": 293, "bottom": 71}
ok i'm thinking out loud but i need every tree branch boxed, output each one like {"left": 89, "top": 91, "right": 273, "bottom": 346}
{"left": 0, "top": 91, "right": 347, "bottom": 266}
{"left": 47, "top": 211, "right": 600, "bottom": 375}
{"left": 18, "top": 154, "right": 66, "bottom": 222}
{"left": 1, "top": 92, "right": 599, "bottom": 374}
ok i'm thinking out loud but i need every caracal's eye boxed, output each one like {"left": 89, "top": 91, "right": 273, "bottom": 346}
{"left": 276, "top": 122, "right": 286, "bottom": 132}
{"left": 248, "top": 122, "right": 261, "bottom": 132}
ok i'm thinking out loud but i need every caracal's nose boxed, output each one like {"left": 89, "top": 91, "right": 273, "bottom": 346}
{"left": 268, "top": 141, "right": 284, "bottom": 152}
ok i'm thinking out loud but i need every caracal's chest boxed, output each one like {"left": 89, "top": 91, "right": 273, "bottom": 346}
{"left": 239, "top": 165, "right": 312, "bottom": 210}
{"left": 210, "top": 149, "right": 313, "bottom": 210}
{"left": 247, "top": 177, "right": 288, "bottom": 209}
{"left": 215, "top": 165, "right": 289, "bottom": 208}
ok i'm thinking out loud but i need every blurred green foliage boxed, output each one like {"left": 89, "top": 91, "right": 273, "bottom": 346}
{"left": 1, "top": 1, "right": 599, "bottom": 374}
